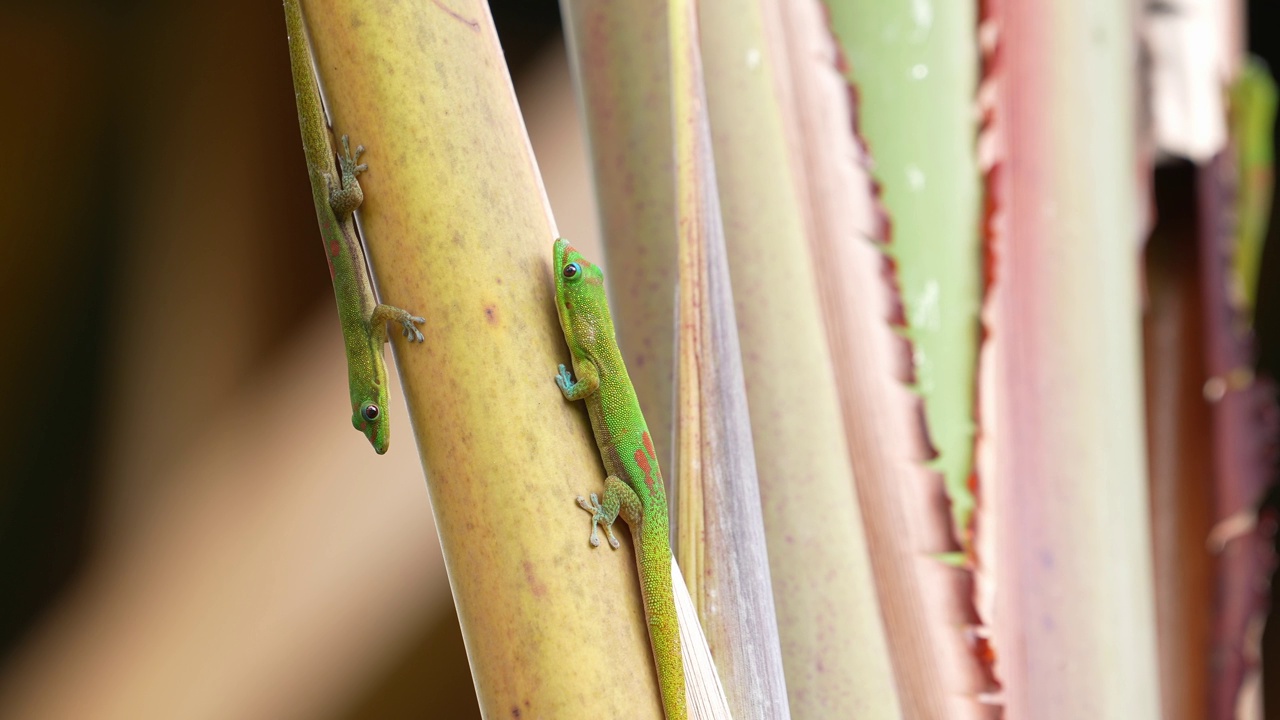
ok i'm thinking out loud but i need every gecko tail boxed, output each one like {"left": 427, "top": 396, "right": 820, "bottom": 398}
{"left": 633, "top": 527, "right": 687, "bottom": 720}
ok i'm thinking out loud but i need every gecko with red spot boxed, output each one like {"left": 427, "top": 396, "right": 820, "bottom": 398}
{"left": 552, "top": 239, "right": 686, "bottom": 719}
{"left": 285, "top": 0, "right": 425, "bottom": 454}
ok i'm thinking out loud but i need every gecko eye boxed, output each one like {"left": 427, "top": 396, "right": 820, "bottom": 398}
{"left": 361, "top": 403, "right": 380, "bottom": 422}
{"left": 562, "top": 262, "right": 581, "bottom": 280}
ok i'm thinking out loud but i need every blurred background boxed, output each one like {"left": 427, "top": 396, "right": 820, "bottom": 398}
{"left": 0, "top": 0, "right": 1278, "bottom": 718}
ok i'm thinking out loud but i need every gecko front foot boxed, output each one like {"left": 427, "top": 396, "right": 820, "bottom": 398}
{"left": 328, "top": 135, "right": 367, "bottom": 216}
{"left": 371, "top": 304, "right": 426, "bottom": 344}
{"left": 399, "top": 314, "right": 426, "bottom": 343}
{"left": 577, "top": 493, "right": 621, "bottom": 549}
{"left": 555, "top": 364, "right": 574, "bottom": 393}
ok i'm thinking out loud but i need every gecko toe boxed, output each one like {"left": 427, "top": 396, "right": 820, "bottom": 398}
{"left": 577, "top": 494, "right": 611, "bottom": 548}
{"left": 396, "top": 315, "right": 425, "bottom": 343}
{"left": 555, "top": 364, "right": 574, "bottom": 391}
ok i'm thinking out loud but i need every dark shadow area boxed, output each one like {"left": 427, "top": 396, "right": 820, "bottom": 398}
{"left": 1251, "top": 0, "right": 1280, "bottom": 716}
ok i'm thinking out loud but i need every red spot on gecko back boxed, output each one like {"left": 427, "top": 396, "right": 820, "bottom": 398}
{"left": 642, "top": 431, "right": 656, "bottom": 463}
{"left": 325, "top": 240, "right": 340, "bottom": 281}
{"left": 635, "top": 448, "right": 655, "bottom": 494}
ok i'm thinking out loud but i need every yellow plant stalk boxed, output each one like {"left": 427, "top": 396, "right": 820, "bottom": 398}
{"left": 290, "top": 0, "right": 665, "bottom": 715}
{"left": 698, "top": 0, "right": 899, "bottom": 716}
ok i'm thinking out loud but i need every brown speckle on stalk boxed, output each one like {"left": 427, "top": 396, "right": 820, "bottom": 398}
{"left": 431, "top": 0, "right": 480, "bottom": 31}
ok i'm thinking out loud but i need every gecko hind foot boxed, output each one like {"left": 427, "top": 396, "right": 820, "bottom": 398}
{"left": 576, "top": 494, "right": 620, "bottom": 549}
{"left": 340, "top": 135, "right": 367, "bottom": 174}
{"left": 328, "top": 135, "right": 367, "bottom": 216}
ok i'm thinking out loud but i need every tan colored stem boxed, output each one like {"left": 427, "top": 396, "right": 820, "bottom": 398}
{"left": 699, "top": 0, "right": 900, "bottom": 716}
{"left": 668, "top": 0, "right": 790, "bottom": 717}
{"left": 299, "top": 0, "right": 665, "bottom": 715}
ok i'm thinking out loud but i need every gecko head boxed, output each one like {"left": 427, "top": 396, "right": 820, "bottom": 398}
{"left": 353, "top": 392, "right": 390, "bottom": 454}
{"left": 553, "top": 238, "right": 610, "bottom": 348}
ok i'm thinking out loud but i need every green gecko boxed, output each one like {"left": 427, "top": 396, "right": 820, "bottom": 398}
{"left": 284, "top": 0, "right": 424, "bottom": 453}
{"left": 1229, "top": 57, "right": 1277, "bottom": 320}
{"left": 552, "top": 239, "right": 686, "bottom": 720}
